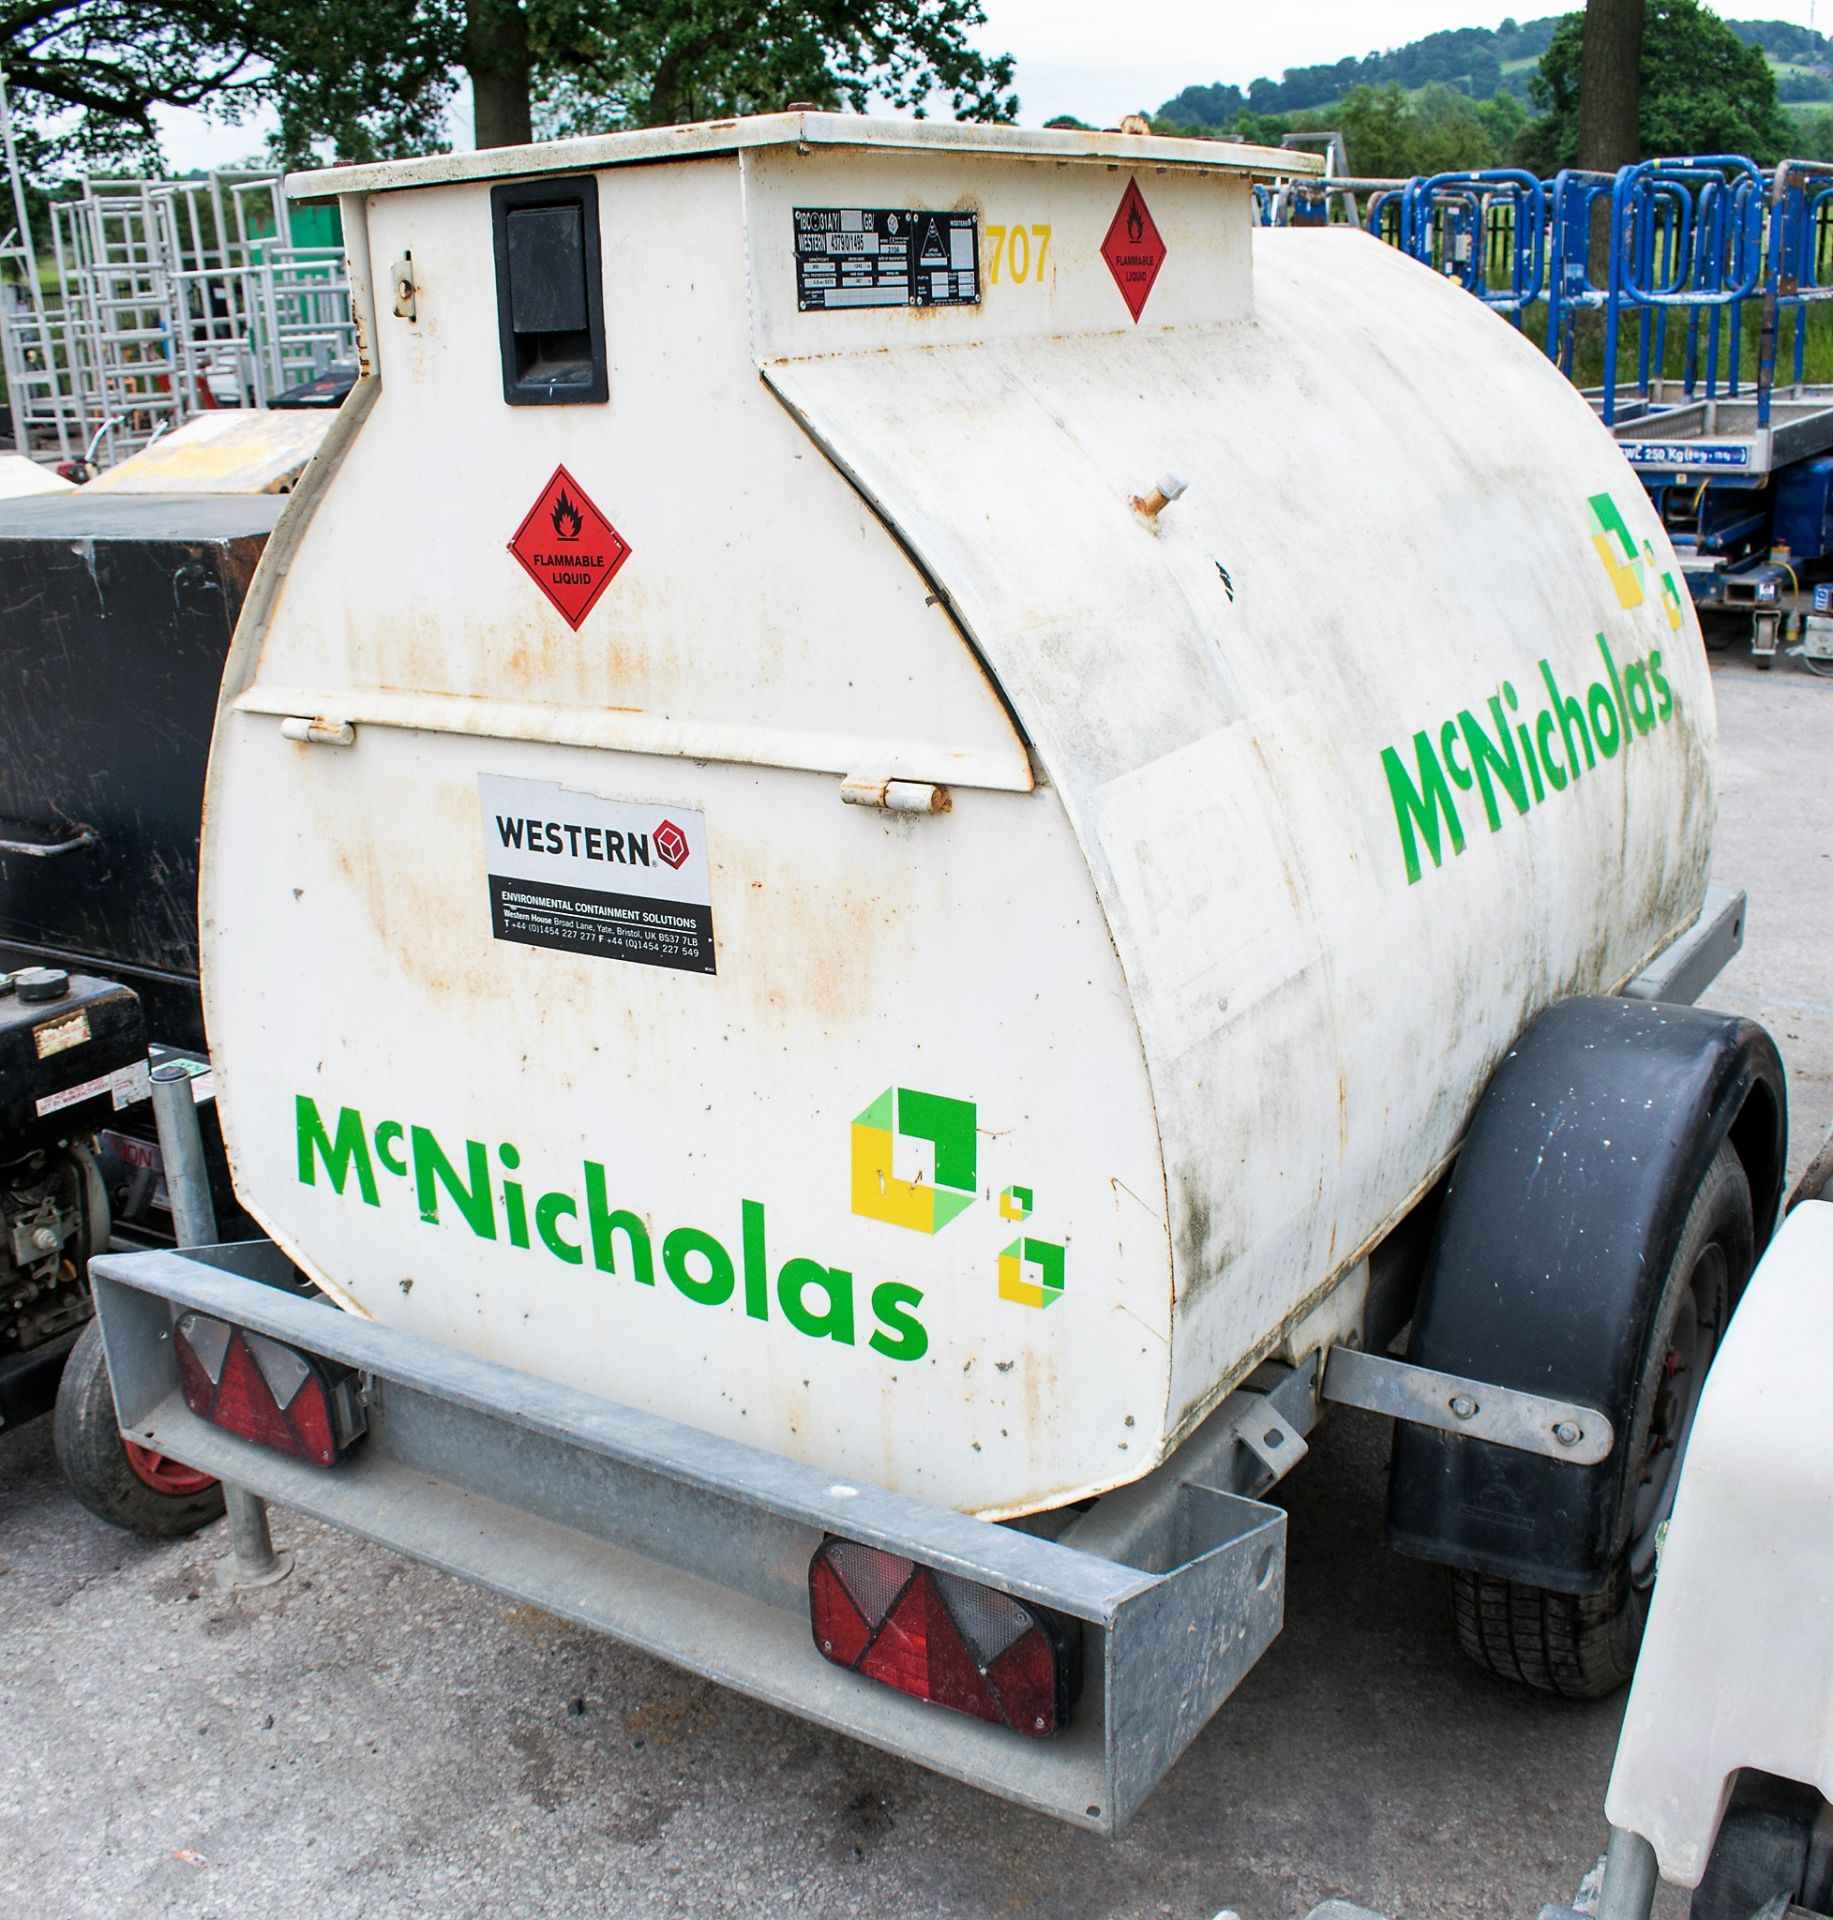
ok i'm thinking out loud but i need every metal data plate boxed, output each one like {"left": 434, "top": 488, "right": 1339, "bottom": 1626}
{"left": 792, "top": 207, "right": 979, "bottom": 312}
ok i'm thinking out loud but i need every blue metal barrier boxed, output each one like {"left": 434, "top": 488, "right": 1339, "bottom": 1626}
{"left": 1258, "top": 143, "right": 1833, "bottom": 640}
{"left": 1401, "top": 169, "right": 1546, "bottom": 319}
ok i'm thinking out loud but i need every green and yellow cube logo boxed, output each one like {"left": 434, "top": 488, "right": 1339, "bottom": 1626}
{"left": 850, "top": 1086, "right": 977, "bottom": 1234}
{"left": 851, "top": 1086, "right": 1068, "bottom": 1310}
{"left": 1589, "top": 491, "right": 1685, "bottom": 631}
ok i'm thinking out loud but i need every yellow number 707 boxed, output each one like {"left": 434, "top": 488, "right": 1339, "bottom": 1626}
{"left": 984, "top": 224, "right": 1053, "bottom": 285}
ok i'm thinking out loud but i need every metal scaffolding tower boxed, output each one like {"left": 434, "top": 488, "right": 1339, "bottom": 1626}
{"left": 0, "top": 88, "right": 355, "bottom": 469}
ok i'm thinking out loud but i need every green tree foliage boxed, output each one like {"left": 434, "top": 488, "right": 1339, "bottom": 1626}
{"left": 1524, "top": 0, "right": 1794, "bottom": 168}
{"left": 0, "top": 0, "right": 1014, "bottom": 176}
{"left": 0, "top": 0, "right": 459, "bottom": 170}
{"left": 1160, "top": 83, "right": 1531, "bottom": 180}
{"left": 1789, "top": 108, "right": 1833, "bottom": 160}
{"left": 1156, "top": 15, "right": 1560, "bottom": 128}
{"left": 519, "top": 0, "right": 1015, "bottom": 145}
{"left": 266, "top": 0, "right": 459, "bottom": 166}
{"left": 0, "top": 0, "right": 289, "bottom": 169}
{"left": 1724, "top": 17, "right": 1833, "bottom": 64}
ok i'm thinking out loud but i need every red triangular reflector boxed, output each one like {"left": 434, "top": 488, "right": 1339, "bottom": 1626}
{"left": 212, "top": 1333, "right": 309, "bottom": 1458}
{"left": 987, "top": 1626, "right": 1060, "bottom": 1736}
{"left": 858, "top": 1571, "right": 1001, "bottom": 1723}
{"left": 810, "top": 1556, "right": 874, "bottom": 1668}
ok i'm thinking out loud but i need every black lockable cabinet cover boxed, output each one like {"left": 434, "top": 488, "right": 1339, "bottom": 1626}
{"left": 0, "top": 493, "right": 281, "bottom": 1048}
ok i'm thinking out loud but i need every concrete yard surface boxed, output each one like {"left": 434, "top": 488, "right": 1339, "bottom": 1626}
{"left": 0, "top": 649, "right": 1826, "bottom": 1920}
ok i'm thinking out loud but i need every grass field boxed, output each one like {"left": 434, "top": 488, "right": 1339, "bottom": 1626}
{"left": 1509, "top": 290, "right": 1833, "bottom": 389}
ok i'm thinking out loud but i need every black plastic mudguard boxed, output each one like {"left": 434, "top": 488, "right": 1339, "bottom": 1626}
{"left": 1386, "top": 995, "right": 1786, "bottom": 1594}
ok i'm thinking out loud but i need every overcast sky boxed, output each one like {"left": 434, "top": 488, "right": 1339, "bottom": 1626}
{"left": 150, "top": 0, "right": 1829, "bottom": 172}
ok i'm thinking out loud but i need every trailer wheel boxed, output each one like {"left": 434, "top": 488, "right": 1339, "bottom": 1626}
{"left": 52, "top": 1320, "right": 224, "bottom": 1537}
{"left": 1449, "top": 1142, "right": 1752, "bottom": 1698}
{"left": 1690, "top": 1772, "right": 1833, "bottom": 1920}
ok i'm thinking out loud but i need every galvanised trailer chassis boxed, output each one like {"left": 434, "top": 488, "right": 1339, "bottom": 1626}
{"left": 86, "top": 890, "right": 1747, "bottom": 1834}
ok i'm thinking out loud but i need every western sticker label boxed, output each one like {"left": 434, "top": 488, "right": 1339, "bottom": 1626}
{"left": 507, "top": 465, "right": 631, "bottom": 630}
{"left": 479, "top": 773, "right": 715, "bottom": 975}
{"left": 794, "top": 208, "right": 979, "bottom": 311}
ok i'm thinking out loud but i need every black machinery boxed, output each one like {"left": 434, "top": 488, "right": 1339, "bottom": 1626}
{"left": 0, "top": 491, "right": 280, "bottom": 1522}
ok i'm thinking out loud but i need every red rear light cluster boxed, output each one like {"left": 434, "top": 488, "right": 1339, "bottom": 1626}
{"left": 809, "top": 1537, "right": 1080, "bottom": 1737}
{"left": 174, "top": 1312, "right": 366, "bottom": 1466}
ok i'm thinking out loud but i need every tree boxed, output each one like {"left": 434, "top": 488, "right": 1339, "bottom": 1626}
{"left": 1156, "top": 82, "right": 1245, "bottom": 131}
{"left": 1, "top": 0, "right": 1013, "bottom": 180}
{"left": 1576, "top": 0, "right": 1644, "bottom": 171}
{"left": 1526, "top": 0, "right": 1794, "bottom": 171}
{"left": 266, "top": 0, "right": 459, "bottom": 167}
{"left": 0, "top": 0, "right": 456, "bottom": 171}
{"left": 1793, "top": 107, "right": 1833, "bottom": 161}
{"left": 0, "top": 0, "right": 275, "bottom": 170}
{"left": 481, "top": 0, "right": 1016, "bottom": 151}
{"left": 1329, "top": 84, "right": 1418, "bottom": 178}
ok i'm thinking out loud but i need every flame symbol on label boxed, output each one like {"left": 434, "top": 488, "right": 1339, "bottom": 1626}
{"left": 551, "top": 490, "right": 583, "bottom": 541}
{"left": 1126, "top": 199, "right": 1144, "bottom": 244}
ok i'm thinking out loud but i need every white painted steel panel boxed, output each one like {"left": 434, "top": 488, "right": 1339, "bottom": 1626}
{"left": 206, "top": 721, "right": 1171, "bottom": 1515}
{"left": 0, "top": 452, "right": 72, "bottom": 497}
{"left": 203, "top": 121, "right": 1714, "bottom": 1512}
{"left": 289, "top": 109, "right": 1314, "bottom": 201}
{"left": 85, "top": 409, "right": 332, "bottom": 494}
{"left": 764, "top": 227, "right": 1715, "bottom": 1444}
{"left": 235, "top": 155, "right": 1034, "bottom": 794}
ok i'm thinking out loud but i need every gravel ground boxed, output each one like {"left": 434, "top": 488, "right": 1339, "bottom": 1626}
{"left": 0, "top": 649, "right": 1825, "bottom": 1920}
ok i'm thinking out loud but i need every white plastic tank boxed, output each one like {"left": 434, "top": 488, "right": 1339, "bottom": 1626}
{"left": 201, "top": 116, "right": 1714, "bottom": 1518}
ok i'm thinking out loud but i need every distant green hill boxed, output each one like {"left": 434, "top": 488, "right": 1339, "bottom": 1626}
{"left": 1156, "top": 14, "right": 1833, "bottom": 128}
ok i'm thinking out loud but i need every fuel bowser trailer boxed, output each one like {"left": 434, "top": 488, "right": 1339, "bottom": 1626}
{"left": 85, "top": 115, "right": 1787, "bottom": 1832}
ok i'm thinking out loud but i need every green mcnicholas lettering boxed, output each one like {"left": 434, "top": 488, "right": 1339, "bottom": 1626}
{"left": 293, "top": 1096, "right": 929, "bottom": 1363}
{"left": 1380, "top": 637, "right": 1677, "bottom": 885}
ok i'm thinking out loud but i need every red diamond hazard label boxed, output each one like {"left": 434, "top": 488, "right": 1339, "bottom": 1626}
{"left": 1101, "top": 179, "right": 1167, "bottom": 324}
{"left": 508, "top": 465, "right": 631, "bottom": 630}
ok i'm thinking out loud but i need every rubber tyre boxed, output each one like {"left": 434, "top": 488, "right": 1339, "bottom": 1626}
{"left": 52, "top": 1319, "right": 224, "bottom": 1537}
{"left": 1450, "top": 1141, "right": 1753, "bottom": 1700}
{"left": 1690, "top": 1773, "right": 1833, "bottom": 1920}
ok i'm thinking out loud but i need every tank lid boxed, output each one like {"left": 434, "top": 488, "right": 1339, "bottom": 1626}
{"left": 288, "top": 111, "right": 1320, "bottom": 203}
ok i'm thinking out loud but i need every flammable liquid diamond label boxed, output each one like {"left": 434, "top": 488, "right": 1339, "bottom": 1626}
{"left": 1100, "top": 179, "right": 1167, "bottom": 324}
{"left": 507, "top": 465, "right": 631, "bottom": 629}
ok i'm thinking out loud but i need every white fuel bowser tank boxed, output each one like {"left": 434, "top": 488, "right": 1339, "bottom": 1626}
{"left": 201, "top": 116, "right": 1715, "bottom": 1519}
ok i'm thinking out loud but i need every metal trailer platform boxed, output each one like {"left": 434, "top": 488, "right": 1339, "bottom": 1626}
{"left": 1596, "top": 384, "right": 1833, "bottom": 479}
